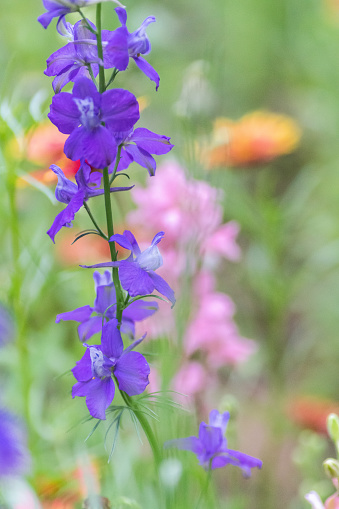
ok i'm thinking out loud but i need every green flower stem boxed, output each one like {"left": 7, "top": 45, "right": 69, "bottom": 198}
{"left": 102, "top": 166, "right": 124, "bottom": 323}
{"left": 96, "top": 4, "right": 105, "bottom": 94}
{"left": 195, "top": 466, "right": 212, "bottom": 509}
{"left": 109, "top": 144, "right": 122, "bottom": 185}
{"left": 120, "top": 390, "right": 162, "bottom": 467}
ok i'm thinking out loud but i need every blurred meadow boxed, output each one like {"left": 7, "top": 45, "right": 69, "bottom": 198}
{"left": 2, "top": 0, "right": 339, "bottom": 508}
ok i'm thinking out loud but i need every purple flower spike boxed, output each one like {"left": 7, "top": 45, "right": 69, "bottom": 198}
{"left": 111, "top": 127, "right": 174, "bottom": 176}
{"left": 56, "top": 271, "right": 158, "bottom": 340}
{"left": 81, "top": 231, "right": 176, "bottom": 306}
{"left": 47, "top": 162, "right": 133, "bottom": 242}
{"left": 165, "top": 409, "right": 262, "bottom": 476}
{"left": 0, "top": 409, "right": 31, "bottom": 477}
{"left": 48, "top": 77, "right": 140, "bottom": 169}
{"left": 72, "top": 318, "right": 150, "bottom": 420}
{"left": 38, "top": 0, "right": 125, "bottom": 30}
{"left": 106, "top": 8, "right": 160, "bottom": 90}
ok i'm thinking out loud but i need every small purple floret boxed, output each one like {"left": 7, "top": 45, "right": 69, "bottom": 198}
{"left": 56, "top": 270, "right": 158, "bottom": 340}
{"left": 165, "top": 409, "right": 262, "bottom": 476}
{"left": 47, "top": 162, "right": 133, "bottom": 242}
{"left": 111, "top": 127, "right": 174, "bottom": 176}
{"left": 0, "top": 409, "right": 31, "bottom": 477}
{"left": 81, "top": 231, "right": 176, "bottom": 306}
{"left": 72, "top": 318, "right": 150, "bottom": 420}
{"left": 106, "top": 8, "right": 160, "bottom": 90}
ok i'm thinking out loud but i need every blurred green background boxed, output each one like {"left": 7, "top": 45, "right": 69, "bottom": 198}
{"left": 2, "top": 0, "right": 339, "bottom": 508}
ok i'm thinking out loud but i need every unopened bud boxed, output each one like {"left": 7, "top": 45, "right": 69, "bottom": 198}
{"left": 323, "top": 458, "right": 339, "bottom": 479}
{"left": 327, "top": 414, "right": 339, "bottom": 444}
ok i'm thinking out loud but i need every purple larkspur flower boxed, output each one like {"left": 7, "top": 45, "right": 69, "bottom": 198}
{"left": 38, "top": 0, "right": 124, "bottom": 30}
{"left": 56, "top": 270, "right": 158, "bottom": 340}
{"left": 165, "top": 410, "right": 262, "bottom": 476}
{"left": 47, "top": 162, "right": 133, "bottom": 242}
{"left": 0, "top": 409, "right": 31, "bottom": 477}
{"left": 48, "top": 77, "right": 140, "bottom": 168}
{"left": 105, "top": 8, "right": 160, "bottom": 90}
{"left": 111, "top": 128, "right": 174, "bottom": 177}
{"left": 72, "top": 318, "right": 150, "bottom": 419}
{"left": 45, "top": 20, "right": 102, "bottom": 92}
{"left": 81, "top": 230, "right": 176, "bottom": 306}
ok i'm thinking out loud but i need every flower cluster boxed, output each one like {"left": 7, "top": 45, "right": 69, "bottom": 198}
{"left": 39, "top": 0, "right": 174, "bottom": 421}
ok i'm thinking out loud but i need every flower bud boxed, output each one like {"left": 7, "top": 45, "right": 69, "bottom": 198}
{"left": 323, "top": 458, "right": 339, "bottom": 479}
{"left": 327, "top": 414, "right": 339, "bottom": 444}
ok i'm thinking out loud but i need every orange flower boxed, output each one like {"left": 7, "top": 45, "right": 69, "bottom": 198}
{"left": 206, "top": 111, "right": 301, "bottom": 168}
{"left": 10, "top": 122, "right": 80, "bottom": 186}
{"left": 287, "top": 396, "right": 339, "bottom": 434}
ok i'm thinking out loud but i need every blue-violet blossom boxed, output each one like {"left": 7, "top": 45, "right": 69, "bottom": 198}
{"left": 48, "top": 77, "right": 140, "bottom": 168}
{"left": 72, "top": 318, "right": 150, "bottom": 419}
{"left": 38, "top": 0, "right": 124, "bottom": 30}
{"left": 112, "top": 128, "right": 174, "bottom": 176}
{"left": 0, "top": 408, "right": 31, "bottom": 477}
{"left": 106, "top": 8, "right": 160, "bottom": 90}
{"left": 47, "top": 162, "right": 133, "bottom": 242}
{"left": 165, "top": 409, "right": 262, "bottom": 476}
{"left": 81, "top": 230, "right": 176, "bottom": 306}
{"left": 56, "top": 270, "right": 158, "bottom": 340}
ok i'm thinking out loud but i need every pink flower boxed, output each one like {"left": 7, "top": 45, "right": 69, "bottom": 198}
{"left": 128, "top": 160, "right": 240, "bottom": 262}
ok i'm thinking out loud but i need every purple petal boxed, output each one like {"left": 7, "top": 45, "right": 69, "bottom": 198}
{"left": 73, "top": 377, "right": 115, "bottom": 420}
{"left": 93, "top": 270, "right": 112, "bottom": 289}
{"left": 72, "top": 77, "right": 100, "bottom": 105}
{"left": 101, "top": 319, "right": 123, "bottom": 359}
{"left": 115, "top": 6, "right": 127, "bottom": 26}
{"left": 72, "top": 348, "right": 93, "bottom": 382}
{"left": 94, "top": 283, "right": 116, "bottom": 316}
{"left": 198, "top": 423, "right": 223, "bottom": 458}
{"left": 80, "top": 261, "right": 120, "bottom": 269}
{"left": 45, "top": 44, "right": 78, "bottom": 77}
{"left": 222, "top": 448, "right": 263, "bottom": 476}
{"left": 101, "top": 89, "right": 139, "bottom": 132}
{"left": 56, "top": 305, "right": 93, "bottom": 324}
{"left": 78, "top": 316, "right": 103, "bottom": 341}
{"left": 64, "top": 125, "right": 117, "bottom": 168}
{"left": 47, "top": 189, "right": 85, "bottom": 243}
{"left": 147, "top": 271, "right": 176, "bottom": 306}
{"left": 104, "top": 27, "right": 129, "bottom": 70}
{"left": 50, "top": 164, "right": 78, "bottom": 204}
{"left": 116, "top": 147, "right": 134, "bottom": 172}
{"left": 164, "top": 437, "right": 204, "bottom": 456}
{"left": 109, "top": 230, "right": 141, "bottom": 256}
{"left": 109, "top": 233, "right": 135, "bottom": 252}
{"left": 48, "top": 92, "right": 80, "bottom": 134}
{"left": 119, "top": 261, "right": 155, "bottom": 296}
{"left": 208, "top": 410, "right": 230, "bottom": 435}
{"left": 133, "top": 56, "right": 159, "bottom": 90}
{"left": 131, "top": 128, "right": 173, "bottom": 155}
{"left": 114, "top": 351, "right": 150, "bottom": 396}
{"left": 124, "top": 144, "right": 157, "bottom": 176}
{"left": 123, "top": 299, "right": 158, "bottom": 321}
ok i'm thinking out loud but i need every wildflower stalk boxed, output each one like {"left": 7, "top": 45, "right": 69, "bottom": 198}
{"left": 120, "top": 390, "right": 162, "bottom": 467}
{"left": 95, "top": 3, "right": 162, "bottom": 467}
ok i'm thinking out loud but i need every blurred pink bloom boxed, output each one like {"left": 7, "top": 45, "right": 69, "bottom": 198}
{"left": 172, "top": 361, "right": 208, "bottom": 397}
{"left": 128, "top": 160, "right": 240, "bottom": 261}
{"left": 185, "top": 286, "right": 256, "bottom": 368}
